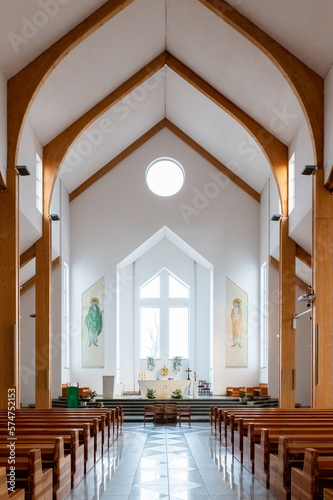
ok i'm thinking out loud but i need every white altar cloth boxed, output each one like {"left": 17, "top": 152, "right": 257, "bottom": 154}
{"left": 138, "top": 379, "right": 191, "bottom": 399}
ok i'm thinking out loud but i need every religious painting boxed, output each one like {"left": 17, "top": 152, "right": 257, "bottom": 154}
{"left": 225, "top": 277, "right": 248, "bottom": 368}
{"left": 82, "top": 277, "right": 105, "bottom": 368}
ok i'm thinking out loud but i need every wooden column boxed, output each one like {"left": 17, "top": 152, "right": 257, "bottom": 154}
{"left": 279, "top": 220, "right": 296, "bottom": 408}
{"left": 35, "top": 216, "right": 52, "bottom": 408}
{"left": 312, "top": 169, "right": 333, "bottom": 408}
{"left": 0, "top": 170, "right": 20, "bottom": 409}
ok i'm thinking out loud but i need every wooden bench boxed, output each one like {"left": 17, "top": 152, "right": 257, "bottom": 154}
{"left": 0, "top": 438, "right": 70, "bottom": 500}
{"left": 291, "top": 448, "right": 333, "bottom": 500}
{"left": 324, "top": 488, "right": 333, "bottom": 499}
{"left": 0, "top": 467, "right": 24, "bottom": 500}
{"left": 0, "top": 449, "right": 52, "bottom": 500}
{"left": 269, "top": 436, "right": 333, "bottom": 500}
{"left": 0, "top": 431, "right": 84, "bottom": 490}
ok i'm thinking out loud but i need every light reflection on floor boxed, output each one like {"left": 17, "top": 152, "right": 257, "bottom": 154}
{"left": 68, "top": 422, "right": 276, "bottom": 499}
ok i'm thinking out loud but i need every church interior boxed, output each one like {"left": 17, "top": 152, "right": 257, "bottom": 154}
{"left": 1, "top": 0, "right": 333, "bottom": 498}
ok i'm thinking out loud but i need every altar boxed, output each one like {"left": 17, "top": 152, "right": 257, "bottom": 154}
{"left": 138, "top": 379, "right": 191, "bottom": 399}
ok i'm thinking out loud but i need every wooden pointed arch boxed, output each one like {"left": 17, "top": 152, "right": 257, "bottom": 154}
{"left": 198, "top": 0, "right": 324, "bottom": 171}
{"left": 7, "top": 0, "right": 135, "bottom": 170}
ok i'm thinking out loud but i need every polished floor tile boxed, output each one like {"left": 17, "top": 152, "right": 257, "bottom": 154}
{"left": 69, "top": 422, "right": 277, "bottom": 499}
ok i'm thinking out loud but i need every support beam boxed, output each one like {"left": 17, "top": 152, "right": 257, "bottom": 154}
{"left": 279, "top": 221, "right": 296, "bottom": 408}
{"left": 166, "top": 53, "right": 288, "bottom": 213}
{"left": 197, "top": 0, "right": 324, "bottom": 169}
{"left": 269, "top": 255, "right": 310, "bottom": 291}
{"left": 20, "top": 242, "right": 37, "bottom": 268}
{"left": 35, "top": 216, "right": 52, "bottom": 408}
{"left": 0, "top": 170, "right": 20, "bottom": 409}
{"left": 325, "top": 166, "right": 333, "bottom": 192}
{"left": 312, "top": 169, "right": 333, "bottom": 408}
{"left": 165, "top": 120, "right": 260, "bottom": 203}
{"left": 295, "top": 244, "right": 312, "bottom": 269}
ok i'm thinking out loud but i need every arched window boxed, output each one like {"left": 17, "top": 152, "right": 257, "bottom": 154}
{"left": 139, "top": 269, "right": 189, "bottom": 360}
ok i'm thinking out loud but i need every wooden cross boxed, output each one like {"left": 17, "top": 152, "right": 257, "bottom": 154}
{"left": 186, "top": 368, "right": 192, "bottom": 380}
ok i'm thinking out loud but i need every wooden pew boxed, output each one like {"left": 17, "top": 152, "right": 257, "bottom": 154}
{"left": 0, "top": 438, "right": 70, "bottom": 500}
{"left": 0, "top": 467, "right": 24, "bottom": 500}
{"left": 243, "top": 422, "right": 333, "bottom": 476}
{"left": 291, "top": 448, "right": 333, "bottom": 500}
{"left": 269, "top": 436, "right": 333, "bottom": 500}
{"left": 0, "top": 431, "right": 84, "bottom": 489}
{"left": 0, "top": 449, "right": 52, "bottom": 500}
{"left": 324, "top": 489, "right": 333, "bottom": 500}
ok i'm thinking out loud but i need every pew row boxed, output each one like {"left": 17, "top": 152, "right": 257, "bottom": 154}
{"left": 0, "top": 467, "right": 24, "bottom": 500}
{"left": 291, "top": 448, "right": 333, "bottom": 500}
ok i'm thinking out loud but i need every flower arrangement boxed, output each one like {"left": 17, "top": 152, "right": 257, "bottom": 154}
{"left": 172, "top": 356, "right": 182, "bottom": 374}
{"left": 146, "top": 356, "right": 156, "bottom": 371}
{"left": 89, "top": 390, "right": 97, "bottom": 399}
{"left": 171, "top": 389, "right": 183, "bottom": 399}
{"left": 146, "top": 388, "right": 156, "bottom": 399}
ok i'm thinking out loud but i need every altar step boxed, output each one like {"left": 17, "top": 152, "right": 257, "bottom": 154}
{"left": 52, "top": 396, "right": 279, "bottom": 421}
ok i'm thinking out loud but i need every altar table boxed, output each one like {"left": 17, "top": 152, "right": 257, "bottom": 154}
{"left": 138, "top": 379, "right": 191, "bottom": 399}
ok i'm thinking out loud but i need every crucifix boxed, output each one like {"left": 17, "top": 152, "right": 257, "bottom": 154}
{"left": 186, "top": 368, "right": 192, "bottom": 380}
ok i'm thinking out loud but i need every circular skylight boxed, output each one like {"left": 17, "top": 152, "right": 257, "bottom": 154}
{"left": 146, "top": 158, "right": 185, "bottom": 197}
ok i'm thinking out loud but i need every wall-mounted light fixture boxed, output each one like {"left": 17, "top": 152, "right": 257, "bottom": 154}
{"left": 271, "top": 214, "right": 283, "bottom": 221}
{"left": 48, "top": 214, "right": 60, "bottom": 221}
{"left": 29, "top": 313, "right": 36, "bottom": 318}
{"left": 15, "top": 165, "right": 30, "bottom": 176}
{"left": 301, "top": 165, "right": 317, "bottom": 175}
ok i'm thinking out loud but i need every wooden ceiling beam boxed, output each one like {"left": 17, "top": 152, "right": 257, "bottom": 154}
{"left": 7, "top": 0, "right": 136, "bottom": 169}
{"left": 166, "top": 52, "right": 288, "bottom": 213}
{"left": 165, "top": 119, "right": 260, "bottom": 203}
{"left": 325, "top": 166, "right": 333, "bottom": 192}
{"left": 43, "top": 52, "right": 167, "bottom": 211}
{"left": 295, "top": 243, "right": 312, "bottom": 268}
{"left": 69, "top": 119, "right": 167, "bottom": 202}
{"left": 20, "top": 242, "right": 37, "bottom": 268}
{"left": 197, "top": 0, "right": 324, "bottom": 171}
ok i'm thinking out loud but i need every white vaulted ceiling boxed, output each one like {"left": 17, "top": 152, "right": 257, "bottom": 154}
{"left": 2, "top": 0, "right": 333, "bottom": 258}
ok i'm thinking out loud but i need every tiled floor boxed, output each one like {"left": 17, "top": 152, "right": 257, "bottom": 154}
{"left": 69, "top": 423, "right": 276, "bottom": 499}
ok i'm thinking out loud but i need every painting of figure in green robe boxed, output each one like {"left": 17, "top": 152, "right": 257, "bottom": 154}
{"left": 82, "top": 277, "right": 105, "bottom": 368}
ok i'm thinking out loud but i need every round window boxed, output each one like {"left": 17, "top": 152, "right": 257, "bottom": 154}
{"left": 146, "top": 157, "right": 185, "bottom": 196}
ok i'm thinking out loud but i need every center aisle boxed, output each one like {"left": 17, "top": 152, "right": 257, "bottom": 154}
{"left": 68, "top": 422, "right": 276, "bottom": 499}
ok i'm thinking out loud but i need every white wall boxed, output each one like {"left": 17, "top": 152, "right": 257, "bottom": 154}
{"left": 20, "top": 286, "right": 36, "bottom": 407}
{"left": 69, "top": 129, "right": 261, "bottom": 395}
{"left": 18, "top": 120, "right": 43, "bottom": 252}
{"left": 61, "top": 181, "right": 71, "bottom": 385}
{"left": 118, "top": 238, "right": 211, "bottom": 392}
{"left": 0, "top": 67, "right": 6, "bottom": 185}
{"left": 268, "top": 264, "right": 279, "bottom": 398}
{"left": 288, "top": 118, "right": 314, "bottom": 254}
{"left": 295, "top": 284, "right": 312, "bottom": 407}
{"left": 325, "top": 63, "right": 333, "bottom": 181}
{"left": 259, "top": 180, "right": 269, "bottom": 384}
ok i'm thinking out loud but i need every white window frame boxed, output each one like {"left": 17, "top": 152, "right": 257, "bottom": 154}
{"left": 288, "top": 152, "right": 296, "bottom": 215}
{"left": 260, "top": 261, "right": 268, "bottom": 368}
{"left": 63, "top": 262, "right": 70, "bottom": 369}
{"left": 36, "top": 153, "right": 43, "bottom": 214}
{"left": 139, "top": 268, "right": 190, "bottom": 361}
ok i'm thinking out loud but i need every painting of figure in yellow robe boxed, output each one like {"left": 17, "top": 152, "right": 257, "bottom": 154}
{"left": 231, "top": 298, "right": 243, "bottom": 348}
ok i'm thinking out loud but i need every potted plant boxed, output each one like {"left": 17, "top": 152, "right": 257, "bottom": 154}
{"left": 89, "top": 390, "right": 97, "bottom": 402}
{"left": 238, "top": 390, "right": 246, "bottom": 403}
{"left": 247, "top": 395, "right": 255, "bottom": 405}
{"left": 146, "top": 356, "right": 156, "bottom": 372}
{"left": 171, "top": 389, "right": 183, "bottom": 399}
{"left": 172, "top": 356, "right": 182, "bottom": 374}
{"left": 146, "top": 388, "right": 156, "bottom": 399}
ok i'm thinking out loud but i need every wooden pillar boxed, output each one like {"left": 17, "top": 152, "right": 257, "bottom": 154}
{"left": 0, "top": 170, "right": 20, "bottom": 409}
{"left": 279, "top": 220, "right": 296, "bottom": 408}
{"left": 35, "top": 216, "right": 52, "bottom": 408}
{"left": 312, "top": 169, "right": 333, "bottom": 408}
